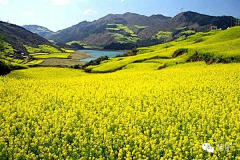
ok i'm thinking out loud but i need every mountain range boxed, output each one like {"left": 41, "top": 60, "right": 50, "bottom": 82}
{"left": 23, "top": 11, "right": 235, "bottom": 49}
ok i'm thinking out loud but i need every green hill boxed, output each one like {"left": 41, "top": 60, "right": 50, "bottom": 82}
{"left": 85, "top": 26, "right": 240, "bottom": 73}
{"left": 0, "top": 21, "right": 74, "bottom": 75}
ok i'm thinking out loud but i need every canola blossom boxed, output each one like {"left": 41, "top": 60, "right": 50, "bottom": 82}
{"left": 0, "top": 63, "right": 240, "bottom": 159}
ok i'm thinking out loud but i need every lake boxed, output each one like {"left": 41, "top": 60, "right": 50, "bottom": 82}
{"left": 79, "top": 50, "right": 126, "bottom": 62}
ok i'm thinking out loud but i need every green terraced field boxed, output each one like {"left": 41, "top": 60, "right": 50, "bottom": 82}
{"left": 85, "top": 27, "right": 240, "bottom": 73}
{"left": 107, "top": 23, "right": 139, "bottom": 43}
{"left": 134, "top": 25, "right": 148, "bottom": 29}
{"left": 107, "top": 24, "right": 137, "bottom": 36}
{"left": 24, "top": 45, "right": 61, "bottom": 54}
{"left": 33, "top": 53, "right": 70, "bottom": 59}
{"left": 154, "top": 31, "right": 173, "bottom": 40}
{"left": 113, "top": 33, "right": 140, "bottom": 44}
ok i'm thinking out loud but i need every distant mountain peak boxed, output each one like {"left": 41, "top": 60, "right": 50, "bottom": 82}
{"left": 123, "top": 12, "right": 140, "bottom": 16}
{"left": 23, "top": 25, "right": 53, "bottom": 32}
{"left": 23, "top": 25, "right": 53, "bottom": 38}
{"left": 173, "top": 11, "right": 218, "bottom": 21}
{"left": 150, "top": 14, "right": 171, "bottom": 19}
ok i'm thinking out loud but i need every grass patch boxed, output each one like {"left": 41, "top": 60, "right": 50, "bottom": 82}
{"left": 83, "top": 45, "right": 104, "bottom": 50}
{"left": 107, "top": 24, "right": 137, "bottom": 37}
{"left": 33, "top": 53, "right": 70, "bottom": 59}
{"left": 134, "top": 25, "right": 148, "bottom": 29}
{"left": 66, "top": 41, "right": 81, "bottom": 45}
{"left": 62, "top": 48, "right": 75, "bottom": 53}
{"left": 113, "top": 33, "right": 139, "bottom": 44}
{"left": 107, "top": 23, "right": 140, "bottom": 43}
{"left": 182, "top": 30, "right": 196, "bottom": 35}
{"left": 24, "top": 45, "right": 61, "bottom": 54}
{"left": 25, "top": 60, "right": 44, "bottom": 66}
{"left": 154, "top": 31, "right": 172, "bottom": 39}
{"left": 1, "top": 42, "right": 16, "bottom": 56}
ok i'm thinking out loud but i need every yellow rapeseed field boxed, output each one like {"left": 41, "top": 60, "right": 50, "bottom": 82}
{"left": 0, "top": 62, "right": 240, "bottom": 159}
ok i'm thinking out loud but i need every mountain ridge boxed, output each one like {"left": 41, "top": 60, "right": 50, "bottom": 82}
{"left": 23, "top": 25, "right": 54, "bottom": 38}
{"left": 24, "top": 11, "right": 235, "bottom": 49}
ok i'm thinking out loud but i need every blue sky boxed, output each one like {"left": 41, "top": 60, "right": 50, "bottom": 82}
{"left": 0, "top": 0, "right": 239, "bottom": 31}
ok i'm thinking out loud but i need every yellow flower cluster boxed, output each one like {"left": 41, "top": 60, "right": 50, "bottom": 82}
{"left": 0, "top": 63, "right": 240, "bottom": 159}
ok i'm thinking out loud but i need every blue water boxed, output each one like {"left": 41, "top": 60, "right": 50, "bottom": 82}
{"left": 79, "top": 50, "right": 126, "bottom": 62}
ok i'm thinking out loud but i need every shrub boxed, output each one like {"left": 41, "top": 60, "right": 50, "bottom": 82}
{"left": 116, "top": 48, "right": 138, "bottom": 57}
{"left": 0, "top": 60, "right": 12, "bottom": 75}
{"left": 73, "top": 64, "right": 81, "bottom": 69}
{"left": 82, "top": 56, "right": 109, "bottom": 70}
{"left": 173, "top": 48, "right": 188, "bottom": 58}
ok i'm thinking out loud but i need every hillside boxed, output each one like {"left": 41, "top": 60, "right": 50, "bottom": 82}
{"left": 0, "top": 21, "right": 54, "bottom": 54}
{"left": 0, "top": 21, "right": 73, "bottom": 74}
{"left": 44, "top": 11, "right": 233, "bottom": 49}
{"left": 84, "top": 26, "right": 240, "bottom": 73}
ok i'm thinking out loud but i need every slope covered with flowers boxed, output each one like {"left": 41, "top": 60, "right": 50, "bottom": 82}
{"left": 0, "top": 62, "right": 239, "bottom": 159}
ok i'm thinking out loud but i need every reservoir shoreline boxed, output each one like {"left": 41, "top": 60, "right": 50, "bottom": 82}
{"left": 77, "top": 49, "right": 128, "bottom": 62}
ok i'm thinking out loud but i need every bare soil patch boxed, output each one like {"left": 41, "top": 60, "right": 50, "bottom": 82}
{"left": 39, "top": 51, "right": 91, "bottom": 67}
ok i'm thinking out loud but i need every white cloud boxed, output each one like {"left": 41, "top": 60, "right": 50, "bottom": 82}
{"left": 21, "top": 11, "right": 34, "bottom": 16}
{"left": 83, "top": 9, "right": 98, "bottom": 15}
{"left": 121, "top": 0, "right": 125, "bottom": 2}
{"left": 0, "top": 0, "right": 9, "bottom": 5}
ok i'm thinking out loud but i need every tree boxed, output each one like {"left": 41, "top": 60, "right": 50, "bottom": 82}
{"left": 0, "top": 34, "right": 4, "bottom": 47}
{"left": 0, "top": 34, "right": 5, "bottom": 52}
{"left": 0, "top": 34, "right": 5, "bottom": 58}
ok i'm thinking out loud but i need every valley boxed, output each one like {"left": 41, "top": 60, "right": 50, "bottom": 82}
{"left": 0, "top": 8, "right": 240, "bottom": 159}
